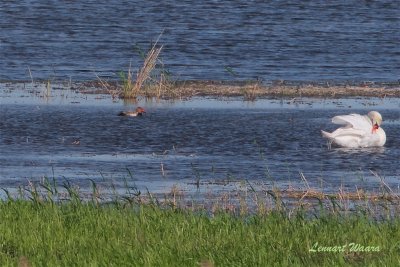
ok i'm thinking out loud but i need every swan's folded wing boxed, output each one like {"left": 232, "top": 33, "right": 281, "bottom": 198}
{"left": 331, "top": 114, "right": 372, "bottom": 131}
{"left": 329, "top": 127, "right": 367, "bottom": 138}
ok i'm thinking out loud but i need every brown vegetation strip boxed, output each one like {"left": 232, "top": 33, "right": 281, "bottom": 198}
{"left": 275, "top": 188, "right": 400, "bottom": 201}
{"left": 79, "top": 80, "right": 400, "bottom": 99}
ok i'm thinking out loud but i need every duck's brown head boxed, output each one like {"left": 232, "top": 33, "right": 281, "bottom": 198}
{"left": 136, "top": 107, "right": 146, "bottom": 115}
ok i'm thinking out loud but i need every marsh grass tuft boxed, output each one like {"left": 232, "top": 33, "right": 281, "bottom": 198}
{"left": 116, "top": 33, "right": 178, "bottom": 100}
{"left": 93, "top": 32, "right": 177, "bottom": 101}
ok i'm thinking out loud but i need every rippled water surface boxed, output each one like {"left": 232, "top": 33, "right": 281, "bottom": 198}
{"left": 1, "top": 1, "right": 399, "bottom": 82}
{"left": 1, "top": 86, "right": 399, "bottom": 194}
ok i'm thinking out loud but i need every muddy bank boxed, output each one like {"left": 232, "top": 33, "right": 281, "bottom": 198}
{"left": 1, "top": 80, "right": 400, "bottom": 99}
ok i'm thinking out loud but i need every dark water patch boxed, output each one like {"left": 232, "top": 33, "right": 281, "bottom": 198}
{"left": 0, "top": 1, "right": 399, "bottom": 82}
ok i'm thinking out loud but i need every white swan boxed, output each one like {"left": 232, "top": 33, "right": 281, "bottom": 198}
{"left": 321, "top": 111, "right": 386, "bottom": 148}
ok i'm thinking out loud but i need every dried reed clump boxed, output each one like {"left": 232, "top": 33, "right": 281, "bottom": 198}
{"left": 121, "top": 34, "right": 165, "bottom": 99}
{"left": 94, "top": 33, "right": 171, "bottom": 100}
{"left": 133, "top": 44, "right": 163, "bottom": 95}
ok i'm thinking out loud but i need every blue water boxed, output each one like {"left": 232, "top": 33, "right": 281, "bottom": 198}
{"left": 1, "top": 1, "right": 399, "bottom": 82}
{"left": 1, "top": 86, "right": 399, "bottom": 195}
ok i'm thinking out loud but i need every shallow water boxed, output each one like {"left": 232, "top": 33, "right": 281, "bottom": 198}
{"left": 1, "top": 1, "right": 399, "bottom": 82}
{"left": 1, "top": 86, "right": 399, "bottom": 195}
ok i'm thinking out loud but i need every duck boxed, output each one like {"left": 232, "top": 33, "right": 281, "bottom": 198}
{"left": 321, "top": 111, "right": 386, "bottom": 148}
{"left": 118, "top": 107, "right": 146, "bottom": 117}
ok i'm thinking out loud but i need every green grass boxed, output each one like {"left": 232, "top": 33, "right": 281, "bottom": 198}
{"left": 0, "top": 196, "right": 399, "bottom": 266}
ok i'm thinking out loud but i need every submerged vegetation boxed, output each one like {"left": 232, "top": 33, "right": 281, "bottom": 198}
{"left": 0, "top": 179, "right": 400, "bottom": 266}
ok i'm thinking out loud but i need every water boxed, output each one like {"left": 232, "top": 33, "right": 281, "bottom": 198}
{"left": 1, "top": 86, "right": 399, "bottom": 195}
{"left": 1, "top": 1, "right": 399, "bottom": 82}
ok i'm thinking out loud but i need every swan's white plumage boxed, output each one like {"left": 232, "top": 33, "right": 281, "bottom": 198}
{"left": 321, "top": 111, "right": 386, "bottom": 148}
{"left": 331, "top": 114, "right": 372, "bottom": 130}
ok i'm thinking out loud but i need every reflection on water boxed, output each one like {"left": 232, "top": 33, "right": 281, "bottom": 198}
{"left": 1, "top": 91, "right": 399, "bottom": 194}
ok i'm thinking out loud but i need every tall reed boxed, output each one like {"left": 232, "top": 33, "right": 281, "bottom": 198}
{"left": 120, "top": 33, "right": 164, "bottom": 99}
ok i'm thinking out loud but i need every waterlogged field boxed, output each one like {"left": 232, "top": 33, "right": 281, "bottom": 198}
{"left": 1, "top": 85, "right": 400, "bottom": 266}
{"left": 1, "top": 84, "right": 400, "bottom": 198}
